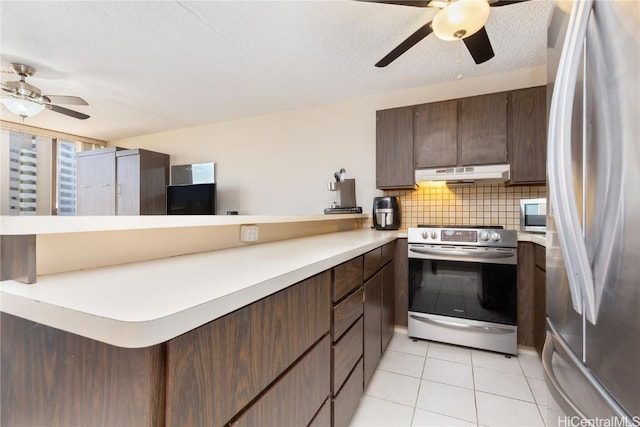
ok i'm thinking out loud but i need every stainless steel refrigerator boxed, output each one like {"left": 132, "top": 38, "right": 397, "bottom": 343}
{"left": 544, "top": 0, "right": 639, "bottom": 425}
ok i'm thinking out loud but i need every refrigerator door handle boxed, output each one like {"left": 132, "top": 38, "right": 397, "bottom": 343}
{"left": 542, "top": 332, "right": 587, "bottom": 419}
{"left": 547, "top": 0, "right": 597, "bottom": 321}
{"left": 543, "top": 325, "right": 635, "bottom": 424}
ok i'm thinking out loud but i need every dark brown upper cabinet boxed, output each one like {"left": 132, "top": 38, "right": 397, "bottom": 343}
{"left": 376, "top": 106, "right": 415, "bottom": 189}
{"left": 414, "top": 100, "right": 458, "bottom": 169}
{"left": 458, "top": 92, "right": 508, "bottom": 166}
{"left": 508, "top": 86, "right": 548, "bottom": 184}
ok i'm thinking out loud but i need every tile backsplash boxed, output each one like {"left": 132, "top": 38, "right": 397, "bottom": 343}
{"left": 361, "top": 184, "right": 546, "bottom": 231}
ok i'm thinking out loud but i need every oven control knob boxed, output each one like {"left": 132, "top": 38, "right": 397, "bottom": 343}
{"left": 430, "top": 231, "right": 438, "bottom": 239}
{"left": 480, "top": 231, "right": 490, "bottom": 241}
{"left": 422, "top": 231, "right": 429, "bottom": 240}
{"left": 491, "top": 232, "right": 501, "bottom": 242}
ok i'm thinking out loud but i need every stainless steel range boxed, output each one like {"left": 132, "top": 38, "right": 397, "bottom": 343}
{"left": 407, "top": 225, "right": 518, "bottom": 354}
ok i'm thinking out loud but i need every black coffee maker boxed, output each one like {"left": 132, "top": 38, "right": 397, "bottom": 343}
{"left": 372, "top": 196, "right": 400, "bottom": 230}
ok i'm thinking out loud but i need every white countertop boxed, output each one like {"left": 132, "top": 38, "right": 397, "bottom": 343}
{"left": 517, "top": 231, "right": 547, "bottom": 247}
{"left": 0, "top": 229, "right": 397, "bottom": 348}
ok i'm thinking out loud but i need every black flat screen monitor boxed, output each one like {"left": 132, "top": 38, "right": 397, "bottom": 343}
{"left": 166, "top": 183, "right": 216, "bottom": 215}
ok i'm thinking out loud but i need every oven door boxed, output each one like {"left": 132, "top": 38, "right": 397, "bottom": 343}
{"left": 408, "top": 244, "right": 518, "bottom": 354}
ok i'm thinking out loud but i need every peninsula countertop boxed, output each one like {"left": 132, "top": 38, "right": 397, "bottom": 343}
{"left": 0, "top": 229, "right": 397, "bottom": 349}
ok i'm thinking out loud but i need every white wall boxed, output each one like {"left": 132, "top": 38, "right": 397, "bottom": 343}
{"left": 110, "top": 66, "right": 546, "bottom": 215}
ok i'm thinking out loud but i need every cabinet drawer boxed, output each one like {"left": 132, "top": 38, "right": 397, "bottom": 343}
{"left": 332, "top": 358, "right": 364, "bottom": 427}
{"left": 332, "top": 316, "right": 364, "bottom": 395}
{"left": 333, "top": 288, "right": 363, "bottom": 340}
{"left": 333, "top": 256, "right": 363, "bottom": 302}
{"left": 534, "top": 244, "right": 546, "bottom": 271}
{"left": 233, "top": 336, "right": 330, "bottom": 427}
{"left": 381, "top": 241, "right": 395, "bottom": 266}
{"left": 364, "top": 248, "right": 382, "bottom": 281}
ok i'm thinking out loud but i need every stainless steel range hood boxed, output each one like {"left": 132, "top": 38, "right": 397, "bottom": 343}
{"left": 415, "top": 164, "right": 510, "bottom": 185}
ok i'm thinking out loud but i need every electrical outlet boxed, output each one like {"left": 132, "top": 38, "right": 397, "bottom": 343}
{"left": 240, "top": 224, "right": 259, "bottom": 242}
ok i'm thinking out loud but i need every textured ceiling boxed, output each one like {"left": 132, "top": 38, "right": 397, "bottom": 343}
{"left": 0, "top": 0, "right": 553, "bottom": 141}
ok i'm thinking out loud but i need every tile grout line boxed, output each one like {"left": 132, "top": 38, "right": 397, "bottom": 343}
{"left": 409, "top": 343, "right": 429, "bottom": 426}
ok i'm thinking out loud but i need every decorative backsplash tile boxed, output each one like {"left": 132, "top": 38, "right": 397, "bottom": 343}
{"left": 360, "top": 184, "right": 546, "bottom": 231}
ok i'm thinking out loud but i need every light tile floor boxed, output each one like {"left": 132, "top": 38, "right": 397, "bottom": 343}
{"left": 350, "top": 329, "right": 549, "bottom": 427}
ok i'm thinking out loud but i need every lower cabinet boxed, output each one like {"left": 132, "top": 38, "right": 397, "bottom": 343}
{"left": 516, "top": 241, "right": 547, "bottom": 355}
{"left": 364, "top": 271, "right": 383, "bottom": 388}
{"left": 1, "top": 240, "right": 397, "bottom": 427}
{"left": 166, "top": 270, "right": 331, "bottom": 426}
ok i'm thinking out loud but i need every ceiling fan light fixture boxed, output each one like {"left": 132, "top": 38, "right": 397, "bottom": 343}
{"left": 432, "top": 0, "right": 490, "bottom": 41}
{"left": 1, "top": 97, "right": 45, "bottom": 118}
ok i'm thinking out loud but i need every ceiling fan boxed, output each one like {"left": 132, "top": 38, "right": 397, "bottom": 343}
{"left": 0, "top": 63, "right": 90, "bottom": 120}
{"left": 367, "top": 0, "right": 530, "bottom": 67}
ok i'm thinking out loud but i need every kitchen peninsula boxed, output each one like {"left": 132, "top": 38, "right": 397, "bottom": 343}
{"left": 0, "top": 214, "right": 398, "bottom": 426}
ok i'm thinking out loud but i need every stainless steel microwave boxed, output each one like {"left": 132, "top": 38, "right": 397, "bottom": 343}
{"left": 520, "top": 198, "right": 547, "bottom": 233}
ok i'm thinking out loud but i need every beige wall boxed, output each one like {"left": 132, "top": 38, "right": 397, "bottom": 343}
{"left": 110, "top": 66, "right": 546, "bottom": 216}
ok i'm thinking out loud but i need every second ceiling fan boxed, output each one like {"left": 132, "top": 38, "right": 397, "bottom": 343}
{"left": 368, "top": 0, "right": 530, "bottom": 67}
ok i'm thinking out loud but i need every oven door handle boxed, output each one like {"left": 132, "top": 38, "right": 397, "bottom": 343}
{"left": 409, "top": 247, "right": 515, "bottom": 260}
{"left": 409, "top": 315, "right": 515, "bottom": 335}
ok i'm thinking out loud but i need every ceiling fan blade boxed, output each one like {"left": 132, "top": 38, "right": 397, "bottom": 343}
{"left": 489, "top": 0, "right": 530, "bottom": 6}
{"left": 43, "top": 95, "right": 88, "bottom": 106}
{"left": 45, "top": 104, "right": 90, "bottom": 120}
{"left": 358, "top": 0, "right": 432, "bottom": 7}
{"left": 462, "top": 26, "right": 495, "bottom": 64}
{"left": 376, "top": 21, "right": 434, "bottom": 67}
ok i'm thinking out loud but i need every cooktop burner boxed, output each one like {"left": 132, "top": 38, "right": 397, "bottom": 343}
{"left": 417, "top": 225, "right": 504, "bottom": 229}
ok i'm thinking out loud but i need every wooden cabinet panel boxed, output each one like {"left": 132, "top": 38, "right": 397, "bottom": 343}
{"left": 458, "top": 92, "right": 508, "bottom": 166}
{"left": 1, "top": 313, "right": 165, "bottom": 427}
{"left": 364, "top": 247, "right": 382, "bottom": 282}
{"left": 232, "top": 336, "right": 330, "bottom": 427}
{"left": 381, "top": 240, "right": 395, "bottom": 266}
{"left": 309, "top": 399, "right": 331, "bottom": 427}
{"left": 414, "top": 100, "right": 458, "bottom": 168}
{"left": 376, "top": 107, "right": 415, "bottom": 189}
{"left": 166, "top": 271, "right": 331, "bottom": 427}
{"left": 332, "top": 316, "right": 364, "bottom": 394}
{"left": 534, "top": 266, "right": 546, "bottom": 355}
{"left": 509, "top": 86, "right": 547, "bottom": 184}
{"left": 333, "top": 288, "right": 364, "bottom": 340}
{"left": 381, "top": 263, "right": 396, "bottom": 352}
{"left": 116, "top": 153, "right": 141, "bottom": 215}
{"left": 135, "top": 149, "right": 171, "bottom": 215}
{"left": 534, "top": 243, "right": 546, "bottom": 271}
{"left": 333, "top": 256, "right": 363, "bottom": 302}
{"left": 363, "top": 271, "right": 383, "bottom": 388}
{"left": 332, "top": 358, "right": 364, "bottom": 427}
{"left": 76, "top": 149, "right": 117, "bottom": 215}
{"left": 517, "top": 242, "right": 535, "bottom": 347}
{"left": 394, "top": 238, "right": 409, "bottom": 327}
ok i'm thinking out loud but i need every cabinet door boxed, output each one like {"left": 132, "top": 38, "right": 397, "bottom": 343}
{"left": 232, "top": 336, "right": 330, "bottom": 427}
{"left": 414, "top": 100, "right": 458, "bottom": 168}
{"left": 376, "top": 107, "right": 414, "bottom": 189}
{"left": 534, "top": 266, "right": 546, "bottom": 355}
{"left": 76, "top": 151, "right": 116, "bottom": 215}
{"left": 381, "top": 263, "right": 395, "bottom": 353}
{"left": 363, "top": 271, "right": 382, "bottom": 388}
{"left": 458, "top": 92, "right": 508, "bottom": 165}
{"left": 116, "top": 154, "right": 140, "bottom": 215}
{"left": 509, "top": 86, "right": 547, "bottom": 184}
{"left": 166, "top": 271, "right": 331, "bottom": 427}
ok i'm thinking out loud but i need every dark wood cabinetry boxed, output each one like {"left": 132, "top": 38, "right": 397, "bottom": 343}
{"left": 377, "top": 87, "right": 546, "bottom": 186}
{"left": 77, "top": 148, "right": 170, "bottom": 215}
{"left": 394, "top": 238, "right": 409, "bottom": 327}
{"left": 517, "top": 241, "right": 547, "bottom": 354}
{"left": 458, "top": 92, "right": 508, "bottom": 165}
{"left": 414, "top": 100, "right": 458, "bottom": 168}
{"left": 533, "top": 244, "right": 547, "bottom": 354}
{"left": 363, "top": 271, "right": 383, "bottom": 388}
{"left": 166, "top": 270, "right": 331, "bottom": 426}
{"left": 376, "top": 107, "right": 415, "bottom": 189}
{"left": 508, "top": 86, "right": 548, "bottom": 184}
{"left": 2, "top": 239, "right": 397, "bottom": 427}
